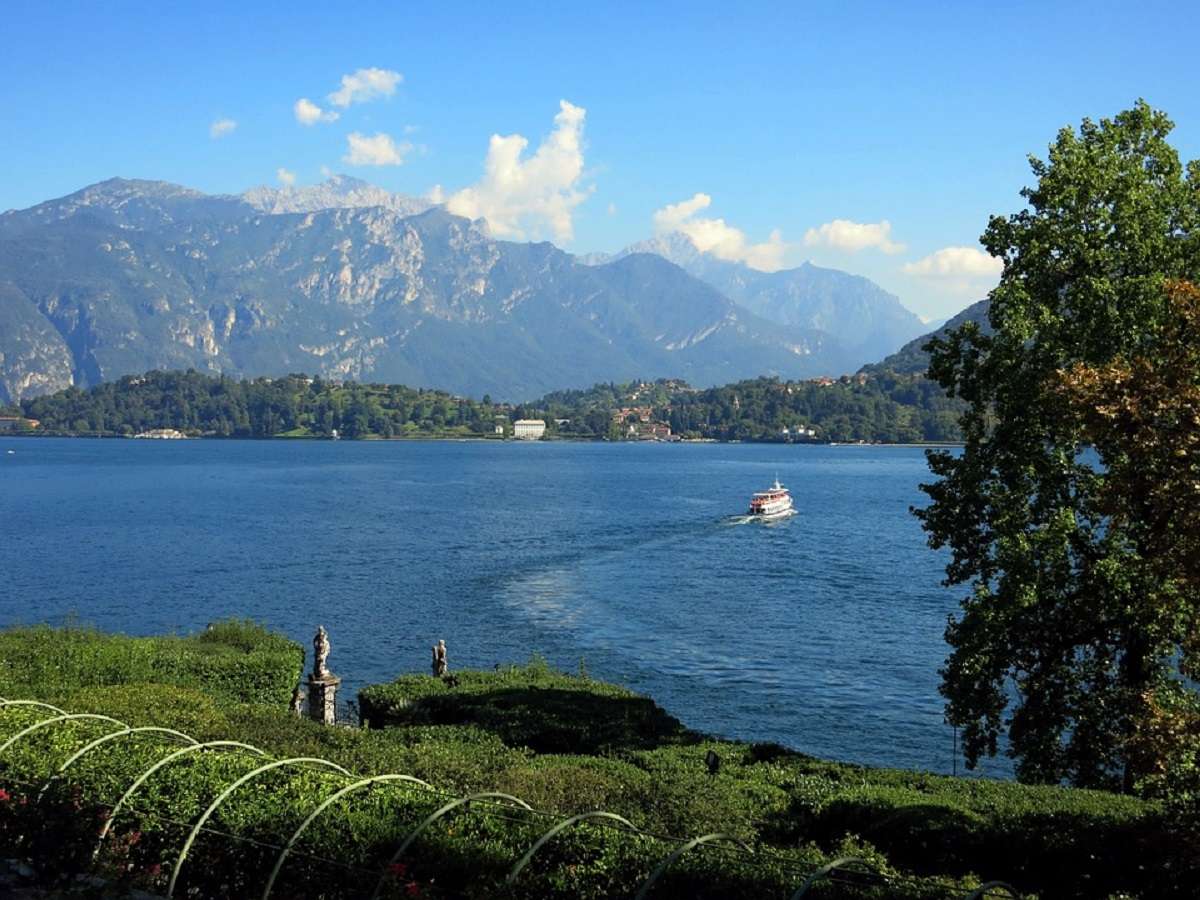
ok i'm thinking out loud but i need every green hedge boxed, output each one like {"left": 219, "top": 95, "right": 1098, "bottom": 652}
{"left": 0, "top": 626, "right": 1191, "bottom": 898}
{"left": 358, "top": 659, "right": 691, "bottom": 754}
{"left": 0, "top": 702, "right": 955, "bottom": 899}
{"left": 0, "top": 620, "right": 303, "bottom": 705}
{"left": 357, "top": 663, "right": 1191, "bottom": 899}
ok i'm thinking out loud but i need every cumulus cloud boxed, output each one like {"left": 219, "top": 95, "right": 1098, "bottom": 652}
{"left": 276, "top": 167, "right": 296, "bottom": 186}
{"left": 343, "top": 131, "right": 411, "bottom": 166}
{"left": 209, "top": 118, "right": 237, "bottom": 139}
{"left": 328, "top": 67, "right": 402, "bottom": 108}
{"left": 445, "top": 99, "right": 591, "bottom": 243}
{"left": 295, "top": 97, "right": 339, "bottom": 126}
{"left": 902, "top": 246, "right": 1003, "bottom": 279}
{"left": 427, "top": 184, "right": 446, "bottom": 204}
{"left": 804, "top": 219, "right": 905, "bottom": 255}
{"left": 651, "top": 192, "right": 789, "bottom": 271}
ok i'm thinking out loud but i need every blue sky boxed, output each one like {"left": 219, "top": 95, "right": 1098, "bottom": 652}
{"left": 3, "top": 0, "right": 1198, "bottom": 319}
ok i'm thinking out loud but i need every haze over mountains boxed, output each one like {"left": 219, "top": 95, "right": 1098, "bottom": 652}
{"left": 0, "top": 176, "right": 936, "bottom": 403}
{"left": 593, "top": 232, "right": 927, "bottom": 365}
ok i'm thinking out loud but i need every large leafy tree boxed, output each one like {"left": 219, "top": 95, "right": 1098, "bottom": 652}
{"left": 918, "top": 102, "right": 1200, "bottom": 790}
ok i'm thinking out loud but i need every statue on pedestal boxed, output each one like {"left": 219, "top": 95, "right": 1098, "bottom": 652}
{"left": 313, "top": 626, "right": 331, "bottom": 679}
{"left": 307, "top": 626, "right": 340, "bottom": 726}
{"left": 431, "top": 639, "right": 448, "bottom": 677}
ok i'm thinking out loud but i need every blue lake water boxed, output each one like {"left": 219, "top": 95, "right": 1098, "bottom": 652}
{"left": 0, "top": 436, "right": 1007, "bottom": 777}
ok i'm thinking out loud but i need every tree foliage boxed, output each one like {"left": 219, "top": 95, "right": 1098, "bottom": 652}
{"left": 21, "top": 370, "right": 966, "bottom": 443}
{"left": 917, "top": 101, "right": 1200, "bottom": 791}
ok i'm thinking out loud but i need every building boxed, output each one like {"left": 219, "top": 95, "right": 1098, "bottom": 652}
{"left": 513, "top": 419, "right": 546, "bottom": 440}
{"left": 0, "top": 417, "right": 39, "bottom": 431}
{"left": 630, "top": 421, "right": 673, "bottom": 440}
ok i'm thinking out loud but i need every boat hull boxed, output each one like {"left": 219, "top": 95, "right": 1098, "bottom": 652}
{"left": 748, "top": 506, "right": 796, "bottom": 521}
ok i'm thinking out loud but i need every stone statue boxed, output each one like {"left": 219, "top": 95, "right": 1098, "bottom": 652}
{"left": 290, "top": 684, "right": 305, "bottom": 716}
{"left": 313, "top": 626, "right": 331, "bottom": 679}
{"left": 431, "top": 639, "right": 448, "bottom": 677}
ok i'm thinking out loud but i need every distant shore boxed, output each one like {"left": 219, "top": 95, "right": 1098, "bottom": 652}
{"left": 3, "top": 431, "right": 963, "bottom": 447}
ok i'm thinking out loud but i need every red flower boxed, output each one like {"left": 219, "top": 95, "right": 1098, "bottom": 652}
{"left": 147, "top": 863, "right": 162, "bottom": 877}
{"left": 388, "top": 862, "right": 408, "bottom": 878}
{"left": 405, "top": 884, "right": 421, "bottom": 897}
{"left": 0, "top": 789, "right": 11, "bottom": 802}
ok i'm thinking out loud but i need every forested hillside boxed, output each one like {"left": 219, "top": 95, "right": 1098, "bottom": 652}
{"left": 17, "top": 369, "right": 965, "bottom": 443}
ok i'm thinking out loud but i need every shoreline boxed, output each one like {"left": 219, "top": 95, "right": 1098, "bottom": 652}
{"left": 3, "top": 432, "right": 965, "bottom": 448}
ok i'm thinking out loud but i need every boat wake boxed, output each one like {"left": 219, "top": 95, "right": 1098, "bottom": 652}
{"left": 724, "top": 509, "right": 797, "bottom": 526}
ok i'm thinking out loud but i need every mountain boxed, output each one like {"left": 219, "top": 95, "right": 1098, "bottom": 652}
{"left": 0, "top": 178, "right": 843, "bottom": 403}
{"left": 861, "top": 298, "right": 991, "bottom": 375}
{"left": 241, "top": 174, "right": 431, "bottom": 217}
{"left": 598, "top": 232, "right": 928, "bottom": 370}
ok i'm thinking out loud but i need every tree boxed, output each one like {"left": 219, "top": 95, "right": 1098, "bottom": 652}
{"left": 917, "top": 102, "right": 1200, "bottom": 791}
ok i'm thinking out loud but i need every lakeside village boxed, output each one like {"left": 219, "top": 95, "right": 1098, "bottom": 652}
{"left": 0, "top": 410, "right": 819, "bottom": 442}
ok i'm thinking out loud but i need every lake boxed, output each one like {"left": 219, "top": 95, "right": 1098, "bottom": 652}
{"left": 0, "top": 436, "right": 1008, "bottom": 777}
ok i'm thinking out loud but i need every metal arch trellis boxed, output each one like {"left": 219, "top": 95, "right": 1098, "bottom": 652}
{"left": 634, "top": 833, "right": 754, "bottom": 900}
{"left": 0, "top": 713, "right": 127, "bottom": 757}
{"left": 36, "top": 726, "right": 200, "bottom": 803}
{"left": 0, "top": 699, "right": 69, "bottom": 716}
{"left": 0, "top": 700, "right": 1032, "bottom": 897}
{"left": 789, "top": 856, "right": 884, "bottom": 899}
{"left": 92, "top": 740, "right": 268, "bottom": 861}
{"left": 260, "top": 772, "right": 434, "bottom": 900}
{"left": 506, "top": 811, "right": 637, "bottom": 886}
{"left": 166, "top": 756, "right": 352, "bottom": 899}
{"left": 368, "top": 791, "right": 534, "bottom": 900}
{"left": 964, "top": 881, "right": 1022, "bottom": 899}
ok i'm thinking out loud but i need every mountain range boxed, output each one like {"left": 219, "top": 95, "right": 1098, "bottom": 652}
{"left": 590, "top": 232, "right": 927, "bottom": 365}
{"left": 861, "top": 298, "right": 991, "bottom": 375}
{"left": 0, "top": 176, "right": 934, "bottom": 403}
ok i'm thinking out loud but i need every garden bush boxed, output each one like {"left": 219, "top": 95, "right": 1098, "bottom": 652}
{"left": 358, "top": 658, "right": 691, "bottom": 754}
{"left": 0, "top": 620, "right": 303, "bottom": 705}
{"left": 0, "top": 625, "right": 1191, "bottom": 898}
{"left": 0, "top": 701, "right": 964, "bottom": 899}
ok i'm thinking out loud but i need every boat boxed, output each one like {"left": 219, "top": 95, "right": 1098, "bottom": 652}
{"left": 747, "top": 477, "right": 795, "bottom": 520}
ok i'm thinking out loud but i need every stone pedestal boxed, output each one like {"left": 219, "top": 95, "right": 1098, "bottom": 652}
{"left": 307, "top": 674, "right": 341, "bottom": 725}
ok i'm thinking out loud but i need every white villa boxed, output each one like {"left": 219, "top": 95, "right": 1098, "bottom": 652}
{"left": 513, "top": 419, "right": 546, "bottom": 440}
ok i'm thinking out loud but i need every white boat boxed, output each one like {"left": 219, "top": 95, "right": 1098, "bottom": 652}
{"left": 747, "top": 477, "right": 795, "bottom": 520}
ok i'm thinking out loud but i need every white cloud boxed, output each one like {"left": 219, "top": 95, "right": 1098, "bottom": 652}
{"left": 652, "top": 193, "right": 713, "bottom": 231}
{"left": 651, "top": 192, "right": 789, "bottom": 271}
{"left": 804, "top": 219, "right": 905, "bottom": 255}
{"left": 276, "top": 167, "right": 296, "bottom": 186}
{"left": 902, "top": 246, "right": 1003, "bottom": 279}
{"left": 294, "top": 97, "right": 339, "bottom": 126}
{"left": 328, "top": 67, "right": 402, "bottom": 108}
{"left": 607, "top": 202, "right": 617, "bottom": 217}
{"left": 427, "top": 184, "right": 446, "bottom": 204}
{"left": 901, "top": 246, "right": 1003, "bottom": 309}
{"left": 209, "top": 118, "right": 237, "bottom": 139}
{"left": 343, "top": 131, "right": 411, "bottom": 167}
{"left": 320, "top": 165, "right": 333, "bottom": 178}
{"left": 445, "top": 99, "right": 591, "bottom": 243}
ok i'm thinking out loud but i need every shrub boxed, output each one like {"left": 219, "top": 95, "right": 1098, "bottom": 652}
{"left": 358, "top": 661, "right": 690, "bottom": 754}
{"left": 0, "top": 620, "right": 303, "bottom": 705}
{"left": 0, "top": 632, "right": 1189, "bottom": 898}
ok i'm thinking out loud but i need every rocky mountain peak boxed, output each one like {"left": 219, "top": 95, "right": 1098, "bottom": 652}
{"left": 241, "top": 175, "right": 432, "bottom": 217}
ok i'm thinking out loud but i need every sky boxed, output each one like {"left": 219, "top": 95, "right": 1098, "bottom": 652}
{"left": 3, "top": 1, "right": 1199, "bottom": 321}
